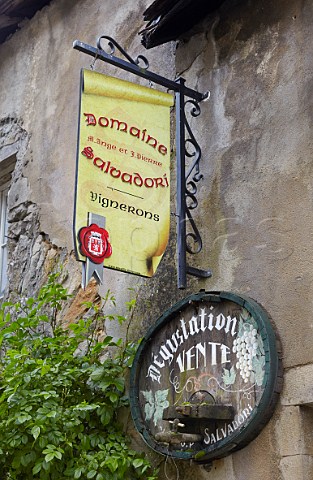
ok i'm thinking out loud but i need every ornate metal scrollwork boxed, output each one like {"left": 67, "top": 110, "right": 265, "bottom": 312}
{"left": 96, "top": 36, "right": 149, "bottom": 70}
{"left": 184, "top": 99, "right": 204, "bottom": 255}
{"left": 175, "top": 79, "right": 212, "bottom": 287}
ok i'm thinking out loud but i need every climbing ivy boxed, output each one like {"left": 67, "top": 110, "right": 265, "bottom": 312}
{"left": 0, "top": 275, "right": 157, "bottom": 480}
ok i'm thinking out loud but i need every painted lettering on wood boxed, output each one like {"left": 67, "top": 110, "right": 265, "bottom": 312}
{"left": 130, "top": 292, "right": 283, "bottom": 463}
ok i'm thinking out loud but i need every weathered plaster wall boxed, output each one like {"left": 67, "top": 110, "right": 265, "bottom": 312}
{"left": 0, "top": 1, "right": 178, "bottom": 475}
{"left": 172, "top": 0, "right": 313, "bottom": 478}
{"left": 0, "top": 0, "right": 175, "bottom": 304}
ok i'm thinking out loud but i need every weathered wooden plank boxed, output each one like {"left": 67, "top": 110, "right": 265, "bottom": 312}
{"left": 130, "top": 291, "right": 283, "bottom": 463}
{"left": 143, "top": 0, "right": 179, "bottom": 21}
{"left": 0, "top": 0, "right": 26, "bottom": 16}
{"left": 163, "top": 405, "right": 235, "bottom": 421}
{"left": 141, "top": 0, "right": 226, "bottom": 48}
{"left": 0, "top": 14, "right": 22, "bottom": 29}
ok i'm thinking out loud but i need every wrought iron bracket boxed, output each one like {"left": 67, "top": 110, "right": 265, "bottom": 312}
{"left": 73, "top": 36, "right": 212, "bottom": 289}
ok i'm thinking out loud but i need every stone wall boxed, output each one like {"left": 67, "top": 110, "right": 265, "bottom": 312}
{"left": 171, "top": 0, "right": 313, "bottom": 478}
{"left": 0, "top": 0, "right": 175, "bottom": 305}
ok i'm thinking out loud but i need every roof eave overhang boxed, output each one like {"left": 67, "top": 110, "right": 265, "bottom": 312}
{"left": 141, "top": 0, "right": 226, "bottom": 49}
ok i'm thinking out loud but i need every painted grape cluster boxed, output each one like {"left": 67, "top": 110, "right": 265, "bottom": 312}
{"left": 233, "top": 325, "right": 259, "bottom": 383}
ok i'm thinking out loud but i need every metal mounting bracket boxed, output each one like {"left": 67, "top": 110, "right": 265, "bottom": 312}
{"left": 73, "top": 35, "right": 212, "bottom": 289}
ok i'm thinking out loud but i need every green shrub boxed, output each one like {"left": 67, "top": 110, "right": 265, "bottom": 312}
{"left": 0, "top": 275, "right": 156, "bottom": 480}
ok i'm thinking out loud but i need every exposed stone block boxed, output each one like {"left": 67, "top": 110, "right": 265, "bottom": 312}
{"left": 275, "top": 406, "right": 313, "bottom": 456}
{"left": 281, "top": 364, "right": 313, "bottom": 406}
{"left": 280, "top": 455, "right": 313, "bottom": 480}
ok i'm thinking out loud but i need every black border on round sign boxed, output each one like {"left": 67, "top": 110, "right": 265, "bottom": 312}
{"left": 129, "top": 291, "right": 283, "bottom": 464}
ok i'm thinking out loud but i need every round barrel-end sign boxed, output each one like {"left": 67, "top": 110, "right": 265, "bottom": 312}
{"left": 130, "top": 291, "right": 282, "bottom": 463}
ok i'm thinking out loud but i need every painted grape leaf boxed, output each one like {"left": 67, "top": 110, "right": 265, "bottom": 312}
{"left": 249, "top": 316, "right": 258, "bottom": 330}
{"left": 237, "top": 319, "right": 244, "bottom": 337}
{"left": 142, "top": 390, "right": 154, "bottom": 421}
{"left": 155, "top": 389, "right": 169, "bottom": 404}
{"left": 257, "top": 333, "right": 265, "bottom": 355}
{"left": 240, "top": 308, "right": 250, "bottom": 321}
{"left": 252, "top": 355, "right": 265, "bottom": 386}
{"left": 154, "top": 389, "right": 169, "bottom": 425}
{"left": 141, "top": 389, "right": 169, "bottom": 426}
{"left": 222, "top": 366, "right": 236, "bottom": 385}
{"left": 240, "top": 307, "right": 258, "bottom": 331}
{"left": 142, "top": 390, "right": 153, "bottom": 404}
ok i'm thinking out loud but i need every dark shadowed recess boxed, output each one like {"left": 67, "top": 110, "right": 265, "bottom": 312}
{"left": 0, "top": 0, "right": 51, "bottom": 44}
{"left": 140, "top": 0, "right": 227, "bottom": 48}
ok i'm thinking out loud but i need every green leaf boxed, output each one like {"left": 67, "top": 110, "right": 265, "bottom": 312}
{"left": 41, "top": 364, "right": 51, "bottom": 375}
{"left": 31, "top": 425, "right": 40, "bottom": 440}
{"left": 46, "top": 410, "right": 57, "bottom": 418}
{"left": 33, "top": 462, "right": 42, "bottom": 474}
{"left": 109, "top": 392, "right": 119, "bottom": 403}
{"left": 133, "top": 458, "right": 145, "bottom": 468}
{"left": 90, "top": 367, "right": 104, "bottom": 381}
{"left": 43, "top": 444, "right": 58, "bottom": 454}
{"left": 45, "top": 452, "right": 55, "bottom": 463}
{"left": 0, "top": 279, "right": 155, "bottom": 480}
{"left": 100, "top": 409, "right": 112, "bottom": 425}
{"left": 21, "top": 452, "right": 36, "bottom": 466}
{"left": 113, "top": 377, "right": 125, "bottom": 392}
{"left": 87, "top": 470, "right": 97, "bottom": 479}
{"left": 42, "top": 460, "right": 50, "bottom": 471}
{"left": 101, "top": 336, "right": 114, "bottom": 347}
{"left": 16, "top": 414, "right": 31, "bottom": 424}
{"left": 39, "top": 436, "right": 47, "bottom": 448}
{"left": 74, "top": 468, "right": 83, "bottom": 479}
{"left": 106, "top": 457, "right": 119, "bottom": 472}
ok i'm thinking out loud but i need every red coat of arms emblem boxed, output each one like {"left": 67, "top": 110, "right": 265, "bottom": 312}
{"left": 78, "top": 224, "right": 112, "bottom": 264}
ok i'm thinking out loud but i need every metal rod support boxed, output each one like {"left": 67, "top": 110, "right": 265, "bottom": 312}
{"left": 187, "top": 266, "right": 212, "bottom": 279}
{"left": 176, "top": 79, "right": 187, "bottom": 289}
{"left": 73, "top": 40, "right": 207, "bottom": 102}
